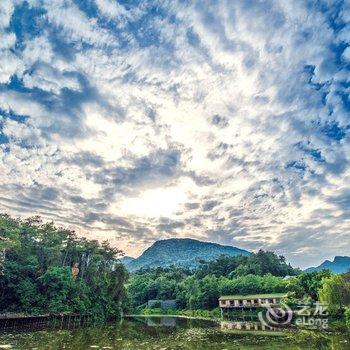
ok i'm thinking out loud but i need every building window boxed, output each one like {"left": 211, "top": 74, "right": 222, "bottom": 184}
{"left": 268, "top": 299, "right": 274, "bottom": 303}
{"left": 254, "top": 299, "right": 259, "bottom": 304}
{"left": 238, "top": 300, "right": 243, "bottom": 306}
{"left": 229, "top": 300, "right": 235, "bottom": 306}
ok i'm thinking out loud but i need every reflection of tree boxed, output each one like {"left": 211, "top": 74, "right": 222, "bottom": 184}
{"left": 0, "top": 317, "right": 345, "bottom": 349}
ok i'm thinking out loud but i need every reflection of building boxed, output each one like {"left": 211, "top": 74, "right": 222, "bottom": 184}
{"left": 220, "top": 321, "right": 280, "bottom": 332}
{"left": 219, "top": 293, "right": 287, "bottom": 309}
{"left": 147, "top": 317, "right": 176, "bottom": 327}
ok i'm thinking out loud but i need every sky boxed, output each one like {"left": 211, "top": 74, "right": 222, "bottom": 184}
{"left": 0, "top": 0, "right": 349, "bottom": 268}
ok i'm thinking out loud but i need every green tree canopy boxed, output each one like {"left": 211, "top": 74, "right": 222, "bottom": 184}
{"left": 318, "top": 274, "right": 350, "bottom": 314}
{"left": 0, "top": 214, "right": 128, "bottom": 319}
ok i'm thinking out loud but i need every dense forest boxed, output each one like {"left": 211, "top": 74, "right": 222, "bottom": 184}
{"left": 127, "top": 252, "right": 317, "bottom": 309}
{"left": 0, "top": 214, "right": 128, "bottom": 319}
{"left": 127, "top": 253, "right": 350, "bottom": 322}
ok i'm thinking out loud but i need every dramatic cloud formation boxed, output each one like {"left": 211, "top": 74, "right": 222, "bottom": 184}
{"left": 0, "top": 0, "right": 349, "bottom": 267}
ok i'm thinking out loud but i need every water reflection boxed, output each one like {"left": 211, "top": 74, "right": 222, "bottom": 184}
{"left": 149, "top": 316, "right": 176, "bottom": 327}
{"left": 132, "top": 316, "right": 217, "bottom": 329}
{"left": 220, "top": 320, "right": 283, "bottom": 332}
{"left": 0, "top": 316, "right": 348, "bottom": 350}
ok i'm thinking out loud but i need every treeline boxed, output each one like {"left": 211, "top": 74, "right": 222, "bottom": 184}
{"left": 127, "top": 250, "right": 299, "bottom": 310}
{"left": 196, "top": 251, "right": 298, "bottom": 278}
{"left": 0, "top": 214, "right": 128, "bottom": 319}
{"left": 127, "top": 252, "right": 350, "bottom": 318}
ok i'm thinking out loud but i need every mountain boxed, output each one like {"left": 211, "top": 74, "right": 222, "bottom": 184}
{"left": 126, "top": 238, "right": 250, "bottom": 271}
{"left": 120, "top": 256, "right": 135, "bottom": 266}
{"left": 305, "top": 256, "right": 350, "bottom": 274}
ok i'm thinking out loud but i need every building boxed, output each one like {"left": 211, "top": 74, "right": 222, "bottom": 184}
{"left": 219, "top": 293, "right": 288, "bottom": 309}
{"left": 147, "top": 299, "right": 177, "bottom": 309}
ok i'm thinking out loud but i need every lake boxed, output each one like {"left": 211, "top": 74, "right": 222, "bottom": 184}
{"left": 0, "top": 316, "right": 348, "bottom": 349}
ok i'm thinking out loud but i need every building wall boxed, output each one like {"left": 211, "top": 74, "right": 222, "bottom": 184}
{"left": 147, "top": 299, "right": 177, "bottom": 309}
{"left": 220, "top": 297, "right": 279, "bottom": 308}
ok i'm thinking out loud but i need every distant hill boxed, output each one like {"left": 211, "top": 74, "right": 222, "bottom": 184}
{"left": 305, "top": 256, "right": 350, "bottom": 274}
{"left": 125, "top": 238, "right": 250, "bottom": 271}
{"left": 120, "top": 256, "right": 135, "bottom": 265}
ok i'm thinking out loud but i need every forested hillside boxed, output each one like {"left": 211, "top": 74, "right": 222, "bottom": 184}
{"left": 127, "top": 250, "right": 301, "bottom": 309}
{"left": 0, "top": 214, "right": 128, "bottom": 319}
{"left": 125, "top": 238, "right": 250, "bottom": 271}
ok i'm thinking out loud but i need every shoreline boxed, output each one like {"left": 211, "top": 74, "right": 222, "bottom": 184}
{"left": 124, "top": 314, "right": 220, "bottom": 322}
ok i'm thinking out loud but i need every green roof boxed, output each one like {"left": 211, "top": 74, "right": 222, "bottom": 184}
{"left": 219, "top": 293, "right": 287, "bottom": 301}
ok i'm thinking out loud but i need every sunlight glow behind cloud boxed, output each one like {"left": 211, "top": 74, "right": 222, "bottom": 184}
{"left": 120, "top": 187, "right": 187, "bottom": 218}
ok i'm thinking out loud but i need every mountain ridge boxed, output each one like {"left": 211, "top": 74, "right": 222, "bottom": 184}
{"left": 120, "top": 256, "right": 135, "bottom": 265}
{"left": 123, "top": 238, "right": 251, "bottom": 271}
{"left": 305, "top": 256, "right": 350, "bottom": 274}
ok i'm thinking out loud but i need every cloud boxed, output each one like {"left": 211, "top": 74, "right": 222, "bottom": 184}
{"left": 43, "top": 0, "right": 117, "bottom": 47}
{"left": 0, "top": 0, "right": 349, "bottom": 266}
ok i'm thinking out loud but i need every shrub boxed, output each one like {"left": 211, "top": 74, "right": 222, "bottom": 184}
{"left": 345, "top": 308, "right": 350, "bottom": 328}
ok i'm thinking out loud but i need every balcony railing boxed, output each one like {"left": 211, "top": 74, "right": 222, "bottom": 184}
{"left": 220, "top": 300, "right": 278, "bottom": 308}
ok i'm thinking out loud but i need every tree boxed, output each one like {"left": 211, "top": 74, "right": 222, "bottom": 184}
{"left": 196, "top": 250, "right": 298, "bottom": 278}
{"left": 177, "top": 275, "right": 201, "bottom": 310}
{"left": 318, "top": 274, "right": 350, "bottom": 315}
{"left": 286, "top": 277, "right": 306, "bottom": 299}
{"left": 199, "top": 275, "right": 220, "bottom": 309}
{"left": 0, "top": 213, "right": 128, "bottom": 318}
{"left": 297, "top": 270, "right": 332, "bottom": 300}
{"left": 39, "top": 267, "right": 74, "bottom": 313}
{"left": 345, "top": 307, "right": 350, "bottom": 328}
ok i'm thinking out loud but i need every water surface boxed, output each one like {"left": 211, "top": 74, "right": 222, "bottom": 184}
{"left": 0, "top": 316, "right": 348, "bottom": 349}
